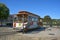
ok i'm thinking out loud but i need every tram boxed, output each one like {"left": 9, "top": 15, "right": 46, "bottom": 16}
{"left": 13, "top": 11, "right": 42, "bottom": 32}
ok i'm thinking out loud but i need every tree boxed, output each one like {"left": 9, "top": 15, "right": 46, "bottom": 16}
{"left": 43, "top": 15, "right": 52, "bottom": 27}
{"left": 0, "top": 3, "right": 9, "bottom": 26}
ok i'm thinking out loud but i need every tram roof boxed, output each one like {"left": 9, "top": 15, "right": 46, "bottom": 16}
{"left": 17, "top": 11, "right": 40, "bottom": 17}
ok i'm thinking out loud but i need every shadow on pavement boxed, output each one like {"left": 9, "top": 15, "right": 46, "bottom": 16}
{"left": 19, "top": 27, "right": 46, "bottom": 34}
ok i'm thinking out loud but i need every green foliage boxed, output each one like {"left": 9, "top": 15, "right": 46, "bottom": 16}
{"left": 0, "top": 3, "right": 9, "bottom": 20}
{"left": 52, "top": 19, "right": 60, "bottom": 25}
{"left": 43, "top": 15, "right": 51, "bottom": 22}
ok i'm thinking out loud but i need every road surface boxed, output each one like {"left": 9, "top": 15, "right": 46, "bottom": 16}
{"left": 0, "top": 27, "right": 60, "bottom": 40}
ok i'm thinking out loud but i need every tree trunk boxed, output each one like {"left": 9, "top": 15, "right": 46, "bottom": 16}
{"left": 0, "top": 19, "right": 3, "bottom": 27}
{"left": 1, "top": 21, "right": 2, "bottom": 27}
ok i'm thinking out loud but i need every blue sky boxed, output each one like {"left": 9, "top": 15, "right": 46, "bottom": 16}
{"left": 0, "top": 0, "right": 60, "bottom": 19}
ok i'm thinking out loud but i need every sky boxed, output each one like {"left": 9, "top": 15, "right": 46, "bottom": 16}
{"left": 0, "top": 0, "right": 60, "bottom": 19}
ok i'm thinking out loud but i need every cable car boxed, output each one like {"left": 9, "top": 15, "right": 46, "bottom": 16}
{"left": 13, "top": 11, "right": 42, "bottom": 32}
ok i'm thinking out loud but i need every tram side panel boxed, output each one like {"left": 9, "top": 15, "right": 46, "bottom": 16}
{"left": 13, "top": 22, "right": 28, "bottom": 30}
{"left": 27, "top": 15, "right": 40, "bottom": 30}
{"left": 13, "top": 18, "right": 40, "bottom": 31}
{"left": 27, "top": 21, "right": 39, "bottom": 29}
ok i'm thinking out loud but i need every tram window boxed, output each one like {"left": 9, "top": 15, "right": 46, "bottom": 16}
{"left": 32, "top": 17, "right": 38, "bottom": 22}
{"left": 35, "top": 18, "right": 38, "bottom": 21}
{"left": 32, "top": 18, "right": 34, "bottom": 21}
{"left": 32, "top": 17, "right": 35, "bottom": 21}
{"left": 28, "top": 16, "right": 38, "bottom": 21}
{"left": 18, "top": 17, "right": 22, "bottom": 21}
{"left": 24, "top": 18, "right": 27, "bottom": 22}
{"left": 28, "top": 16, "right": 32, "bottom": 21}
{"left": 34, "top": 18, "right": 38, "bottom": 21}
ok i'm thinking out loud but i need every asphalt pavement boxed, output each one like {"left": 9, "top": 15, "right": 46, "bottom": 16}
{"left": 0, "top": 27, "right": 60, "bottom": 40}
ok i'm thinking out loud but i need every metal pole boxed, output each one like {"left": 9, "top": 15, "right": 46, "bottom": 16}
{"left": 22, "top": 15, "right": 24, "bottom": 33}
